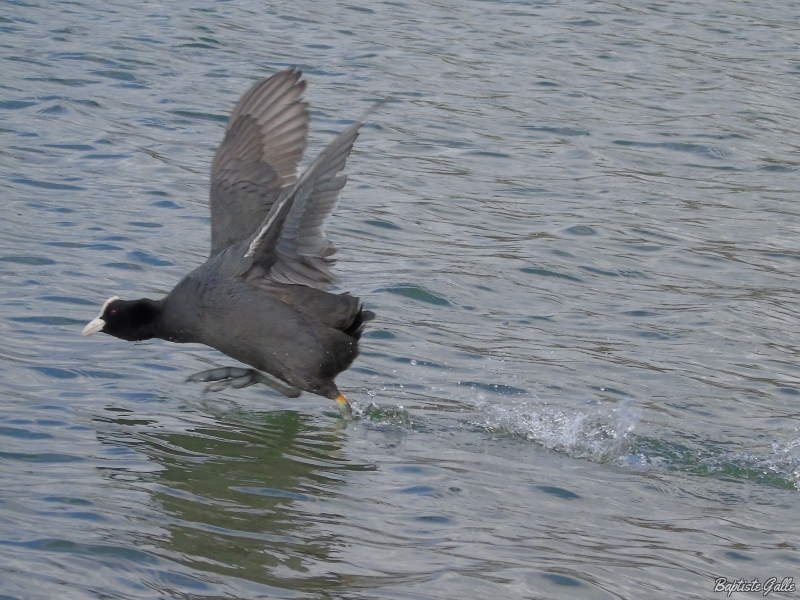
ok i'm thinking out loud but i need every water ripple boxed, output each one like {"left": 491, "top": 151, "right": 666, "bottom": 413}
{"left": 0, "top": 0, "right": 798, "bottom": 597}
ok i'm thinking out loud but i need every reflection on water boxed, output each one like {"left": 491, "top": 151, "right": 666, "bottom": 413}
{"left": 96, "top": 407, "right": 382, "bottom": 593}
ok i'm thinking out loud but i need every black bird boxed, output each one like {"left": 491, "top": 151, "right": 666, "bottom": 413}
{"left": 83, "top": 69, "right": 376, "bottom": 418}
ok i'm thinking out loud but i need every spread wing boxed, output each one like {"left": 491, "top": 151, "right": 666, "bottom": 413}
{"left": 243, "top": 103, "right": 383, "bottom": 290}
{"left": 209, "top": 70, "right": 309, "bottom": 256}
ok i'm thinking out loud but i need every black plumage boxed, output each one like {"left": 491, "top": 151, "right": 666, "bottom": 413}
{"left": 83, "top": 70, "right": 376, "bottom": 417}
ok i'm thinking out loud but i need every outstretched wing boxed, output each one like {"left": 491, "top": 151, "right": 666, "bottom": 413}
{"left": 209, "top": 70, "right": 309, "bottom": 256}
{"left": 244, "top": 103, "right": 382, "bottom": 290}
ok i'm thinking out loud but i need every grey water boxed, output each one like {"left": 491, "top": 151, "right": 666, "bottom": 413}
{"left": 1, "top": 1, "right": 799, "bottom": 598}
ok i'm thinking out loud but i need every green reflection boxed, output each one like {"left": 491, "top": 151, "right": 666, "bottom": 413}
{"left": 98, "top": 408, "right": 374, "bottom": 592}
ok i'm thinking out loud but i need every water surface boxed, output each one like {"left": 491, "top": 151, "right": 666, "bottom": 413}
{"left": 1, "top": 1, "right": 799, "bottom": 598}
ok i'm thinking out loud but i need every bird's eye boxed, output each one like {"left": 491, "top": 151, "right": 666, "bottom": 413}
{"left": 109, "top": 309, "right": 117, "bottom": 317}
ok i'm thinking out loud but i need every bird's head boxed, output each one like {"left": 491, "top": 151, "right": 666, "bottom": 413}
{"left": 82, "top": 296, "right": 160, "bottom": 341}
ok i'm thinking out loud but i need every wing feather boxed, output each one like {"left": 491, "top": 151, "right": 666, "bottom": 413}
{"left": 208, "top": 70, "right": 309, "bottom": 256}
{"left": 242, "top": 122, "right": 365, "bottom": 288}
{"left": 241, "top": 100, "right": 386, "bottom": 290}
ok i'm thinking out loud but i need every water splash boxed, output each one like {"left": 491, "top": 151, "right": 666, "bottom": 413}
{"left": 476, "top": 397, "right": 800, "bottom": 489}
{"left": 622, "top": 436, "right": 800, "bottom": 490}
{"left": 476, "top": 398, "right": 640, "bottom": 463}
{"left": 352, "top": 399, "right": 416, "bottom": 431}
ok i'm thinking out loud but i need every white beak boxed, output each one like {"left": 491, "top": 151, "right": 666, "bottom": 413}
{"left": 83, "top": 296, "right": 119, "bottom": 337}
{"left": 82, "top": 317, "right": 105, "bottom": 336}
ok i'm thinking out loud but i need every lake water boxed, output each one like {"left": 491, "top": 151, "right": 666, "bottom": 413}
{"left": 1, "top": 1, "right": 799, "bottom": 598}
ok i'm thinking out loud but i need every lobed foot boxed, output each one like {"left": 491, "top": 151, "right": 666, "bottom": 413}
{"left": 334, "top": 394, "right": 354, "bottom": 420}
{"left": 187, "top": 367, "right": 301, "bottom": 398}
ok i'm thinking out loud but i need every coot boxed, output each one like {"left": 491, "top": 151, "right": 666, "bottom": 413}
{"left": 83, "top": 69, "right": 377, "bottom": 418}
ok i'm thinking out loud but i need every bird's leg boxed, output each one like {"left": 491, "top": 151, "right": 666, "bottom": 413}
{"left": 187, "top": 367, "right": 301, "bottom": 398}
{"left": 334, "top": 394, "right": 354, "bottom": 420}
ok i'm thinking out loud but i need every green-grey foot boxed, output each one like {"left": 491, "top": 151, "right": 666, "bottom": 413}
{"left": 187, "top": 367, "right": 301, "bottom": 398}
